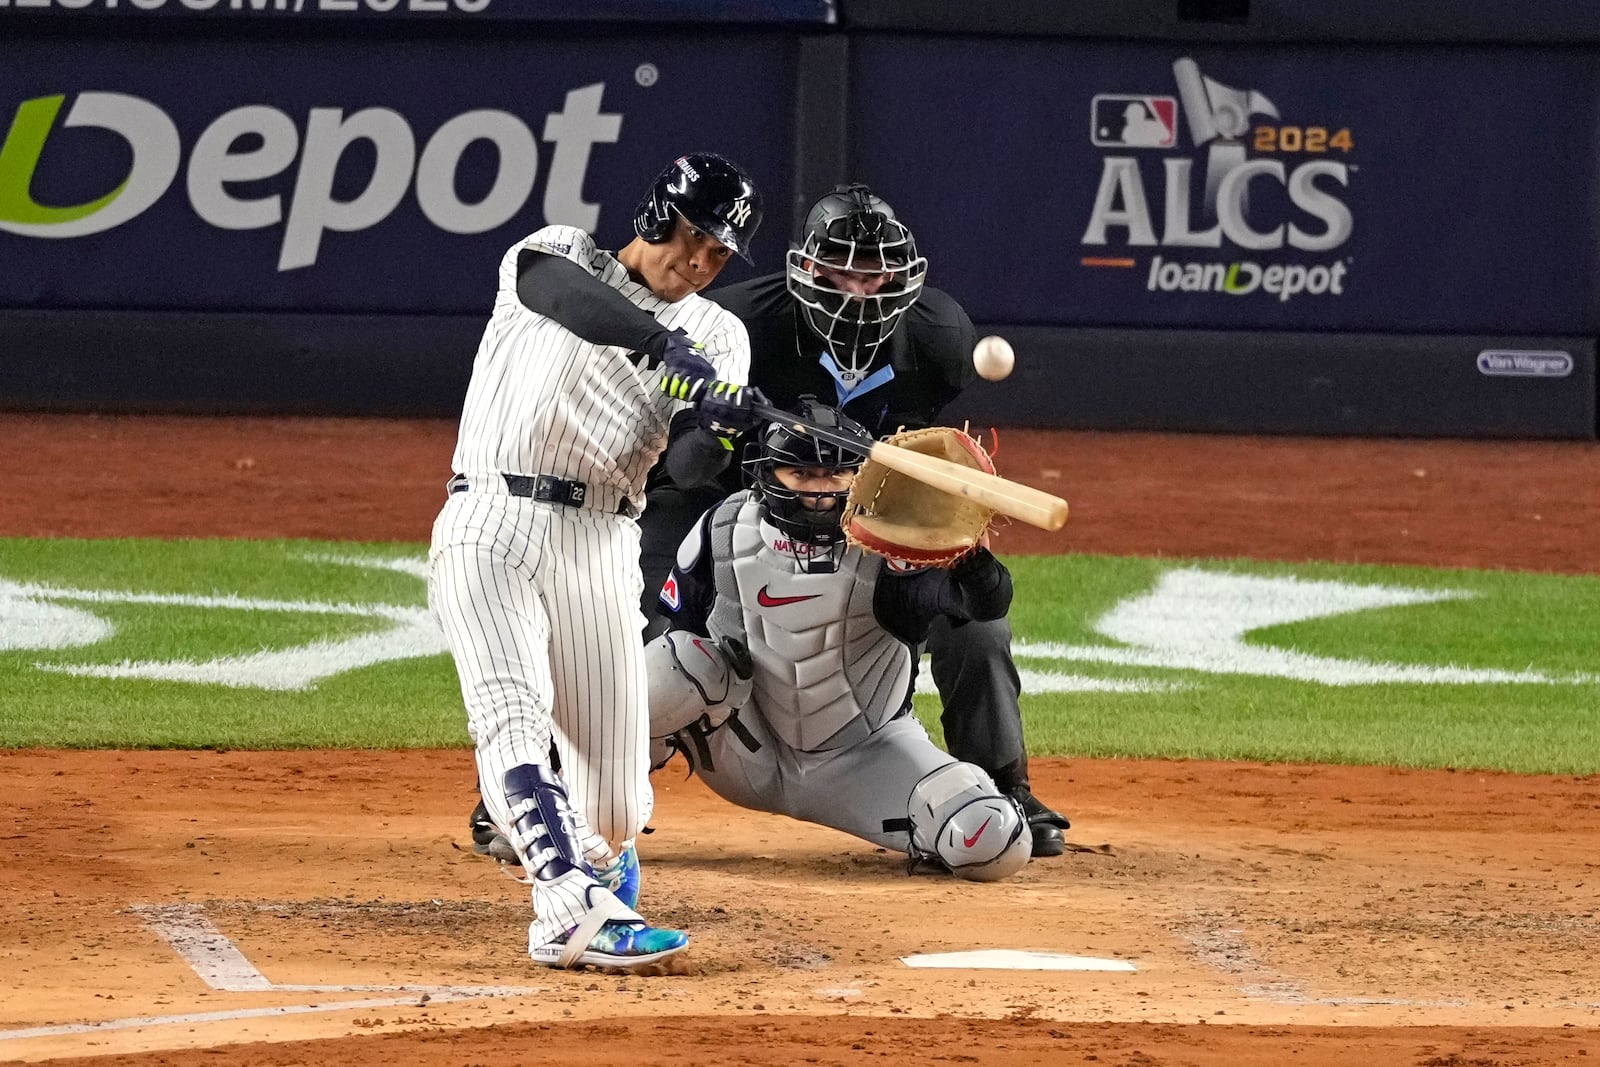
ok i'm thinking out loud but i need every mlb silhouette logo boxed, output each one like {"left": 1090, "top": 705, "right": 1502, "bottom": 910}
{"left": 1090, "top": 94, "right": 1178, "bottom": 148}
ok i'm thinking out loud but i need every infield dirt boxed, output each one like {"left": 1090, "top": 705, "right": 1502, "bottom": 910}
{"left": 2, "top": 415, "right": 1597, "bottom": 1066}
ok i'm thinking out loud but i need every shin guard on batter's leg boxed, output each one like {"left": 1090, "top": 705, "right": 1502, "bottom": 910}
{"left": 503, "top": 765, "right": 684, "bottom": 969}
{"left": 502, "top": 763, "right": 591, "bottom": 883}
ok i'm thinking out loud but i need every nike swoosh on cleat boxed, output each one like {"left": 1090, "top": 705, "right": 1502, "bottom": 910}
{"left": 757, "top": 585, "right": 822, "bottom": 608}
{"left": 963, "top": 817, "right": 993, "bottom": 849}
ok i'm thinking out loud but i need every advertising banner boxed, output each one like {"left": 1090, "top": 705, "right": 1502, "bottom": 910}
{"left": 845, "top": 0, "right": 1600, "bottom": 43}
{"left": 851, "top": 41, "right": 1600, "bottom": 333}
{"left": 0, "top": 0, "right": 831, "bottom": 24}
{"left": 0, "top": 35, "right": 796, "bottom": 313}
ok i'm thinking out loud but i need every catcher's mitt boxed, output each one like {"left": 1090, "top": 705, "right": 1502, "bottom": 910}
{"left": 841, "top": 426, "right": 997, "bottom": 567}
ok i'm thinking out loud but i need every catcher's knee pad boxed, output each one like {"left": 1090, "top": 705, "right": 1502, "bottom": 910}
{"left": 645, "top": 630, "right": 754, "bottom": 739}
{"left": 502, "top": 763, "right": 587, "bottom": 883}
{"left": 908, "top": 762, "right": 1031, "bottom": 882}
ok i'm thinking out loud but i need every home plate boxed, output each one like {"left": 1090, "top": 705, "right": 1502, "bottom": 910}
{"left": 899, "top": 950, "right": 1136, "bottom": 972}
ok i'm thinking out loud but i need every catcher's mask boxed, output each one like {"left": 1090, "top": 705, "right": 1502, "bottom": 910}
{"left": 634, "top": 153, "right": 764, "bottom": 264}
{"left": 785, "top": 183, "right": 928, "bottom": 374}
{"left": 745, "top": 398, "right": 868, "bottom": 550}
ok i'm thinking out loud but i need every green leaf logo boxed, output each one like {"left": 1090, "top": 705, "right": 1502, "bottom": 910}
{"left": 0, "top": 92, "right": 180, "bottom": 238}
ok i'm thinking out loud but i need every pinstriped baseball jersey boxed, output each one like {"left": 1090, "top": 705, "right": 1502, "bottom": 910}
{"left": 451, "top": 225, "right": 752, "bottom": 509}
{"left": 430, "top": 222, "right": 755, "bottom": 954}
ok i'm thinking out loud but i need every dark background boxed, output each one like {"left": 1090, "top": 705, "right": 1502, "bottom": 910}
{"left": 1, "top": 0, "right": 1595, "bottom": 437}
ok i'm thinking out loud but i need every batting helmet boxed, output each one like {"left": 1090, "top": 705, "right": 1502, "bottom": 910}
{"left": 633, "top": 153, "right": 764, "bottom": 264}
{"left": 745, "top": 397, "right": 869, "bottom": 549}
{"left": 785, "top": 183, "right": 928, "bottom": 373}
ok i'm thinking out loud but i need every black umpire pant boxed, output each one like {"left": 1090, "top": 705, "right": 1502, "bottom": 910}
{"left": 925, "top": 614, "right": 1027, "bottom": 781}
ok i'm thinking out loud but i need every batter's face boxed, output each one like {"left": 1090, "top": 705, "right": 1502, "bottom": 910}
{"left": 773, "top": 465, "right": 856, "bottom": 506}
{"left": 623, "top": 215, "right": 736, "bottom": 302}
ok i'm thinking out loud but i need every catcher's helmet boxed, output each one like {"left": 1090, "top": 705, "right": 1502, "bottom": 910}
{"left": 746, "top": 397, "right": 869, "bottom": 549}
{"left": 634, "top": 153, "right": 764, "bottom": 264}
{"left": 786, "top": 183, "right": 928, "bottom": 373}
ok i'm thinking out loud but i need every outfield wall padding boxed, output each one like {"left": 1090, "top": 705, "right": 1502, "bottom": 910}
{"left": 944, "top": 329, "right": 1597, "bottom": 439}
{"left": 0, "top": 310, "right": 477, "bottom": 417}
{"left": 7, "top": 311, "right": 1592, "bottom": 440}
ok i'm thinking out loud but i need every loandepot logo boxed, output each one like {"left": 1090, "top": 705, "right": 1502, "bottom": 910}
{"left": 1081, "top": 57, "right": 1355, "bottom": 301}
{"left": 0, "top": 84, "right": 621, "bottom": 269}
{"left": 2, "top": 561, "right": 1593, "bottom": 693}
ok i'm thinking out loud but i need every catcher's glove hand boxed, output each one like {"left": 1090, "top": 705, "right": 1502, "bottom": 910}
{"left": 841, "top": 426, "right": 998, "bottom": 568}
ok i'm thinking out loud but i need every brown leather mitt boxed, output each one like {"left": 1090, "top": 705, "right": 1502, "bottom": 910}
{"left": 841, "top": 426, "right": 998, "bottom": 568}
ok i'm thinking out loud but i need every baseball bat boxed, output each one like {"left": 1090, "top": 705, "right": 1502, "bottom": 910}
{"left": 751, "top": 402, "right": 1069, "bottom": 531}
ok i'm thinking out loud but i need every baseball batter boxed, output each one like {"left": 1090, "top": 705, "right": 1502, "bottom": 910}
{"left": 643, "top": 399, "right": 1031, "bottom": 881}
{"left": 636, "top": 183, "right": 1071, "bottom": 856}
{"left": 429, "top": 153, "right": 765, "bottom": 969}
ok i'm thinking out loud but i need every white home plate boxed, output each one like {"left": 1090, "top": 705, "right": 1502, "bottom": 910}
{"left": 900, "top": 950, "right": 1136, "bottom": 972}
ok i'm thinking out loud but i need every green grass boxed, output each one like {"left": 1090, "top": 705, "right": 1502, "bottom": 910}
{"left": 0, "top": 538, "right": 464, "bottom": 748}
{"left": 3, "top": 537, "right": 1598, "bottom": 773}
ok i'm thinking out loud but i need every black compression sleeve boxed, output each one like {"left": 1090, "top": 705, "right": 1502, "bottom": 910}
{"left": 663, "top": 409, "right": 735, "bottom": 488}
{"left": 515, "top": 249, "right": 672, "bottom": 359}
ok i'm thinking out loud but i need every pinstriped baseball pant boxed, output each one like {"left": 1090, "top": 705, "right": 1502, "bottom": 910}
{"left": 429, "top": 490, "right": 652, "bottom": 946}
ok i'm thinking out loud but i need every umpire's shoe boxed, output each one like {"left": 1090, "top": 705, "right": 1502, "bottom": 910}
{"left": 1011, "top": 788, "right": 1071, "bottom": 857}
{"left": 469, "top": 797, "right": 519, "bottom": 865}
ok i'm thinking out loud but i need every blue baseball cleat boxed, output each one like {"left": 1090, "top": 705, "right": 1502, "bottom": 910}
{"left": 592, "top": 845, "right": 641, "bottom": 910}
{"left": 530, "top": 918, "right": 688, "bottom": 970}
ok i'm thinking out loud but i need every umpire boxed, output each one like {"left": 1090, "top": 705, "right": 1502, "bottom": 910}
{"left": 636, "top": 183, "right": 1071, "bottom": 857}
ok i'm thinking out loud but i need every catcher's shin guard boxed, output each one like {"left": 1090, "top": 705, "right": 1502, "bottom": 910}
{"left": 908, "top": 762, "right": 1031, "bottom": 882}
{"left": 502, "top": 764, "right": 589, "bottom": 882}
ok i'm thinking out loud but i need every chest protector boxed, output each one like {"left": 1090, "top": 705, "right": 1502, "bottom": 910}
{"left": 705, "top": 495, "right": 913, "bottom": 752}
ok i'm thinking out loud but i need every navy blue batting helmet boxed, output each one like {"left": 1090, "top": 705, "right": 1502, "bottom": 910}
{"left": 634, "top": 153, "right": 764, "bottom": 264}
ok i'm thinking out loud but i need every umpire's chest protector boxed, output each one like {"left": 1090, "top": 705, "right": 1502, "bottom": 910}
{"left": 711, "top": 498, "right": 913, "bottom": 752}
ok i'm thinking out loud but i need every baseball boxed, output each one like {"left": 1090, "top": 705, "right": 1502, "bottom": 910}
{"left": 972, "top": 335, "right": 1015, "bottom": 381}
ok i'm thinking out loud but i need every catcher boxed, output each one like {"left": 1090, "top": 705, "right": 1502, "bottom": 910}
{"left": 644, "top": 398, "right": 1032, "bottom": 881}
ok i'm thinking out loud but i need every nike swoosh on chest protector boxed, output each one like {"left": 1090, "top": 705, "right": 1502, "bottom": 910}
{"left": 756, "top": 585, "right": 824, "bottom": 608}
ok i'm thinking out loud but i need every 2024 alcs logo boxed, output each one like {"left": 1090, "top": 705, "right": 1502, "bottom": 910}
{"left": 0, "top": 84, "right": 622, "bottom": 270}
{"left": 1081, "top": 57, "right": 1354, "bottom": 302}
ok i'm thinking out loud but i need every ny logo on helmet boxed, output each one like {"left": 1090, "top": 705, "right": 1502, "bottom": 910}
{"left": 728, "top": 197, "right": 752, "bottom": 226}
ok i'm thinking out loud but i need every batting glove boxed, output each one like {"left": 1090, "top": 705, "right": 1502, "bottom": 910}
{"left": 697, "top": 382, "right": 766, "bottom": 440}
{"left": 656, "top": 329, "right": 717, "bottom": 401}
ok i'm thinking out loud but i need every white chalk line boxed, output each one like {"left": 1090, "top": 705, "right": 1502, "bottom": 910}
{"left": 0, "top": 902, "right": 534, "bottom": 1044}
{"left": 0, "top": 994, "right": 512, "bottom": 1042}
{"left": 10, "top": 562, "right": 1596, "bottom": 692}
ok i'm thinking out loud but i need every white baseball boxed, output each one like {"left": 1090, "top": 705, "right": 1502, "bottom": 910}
{"left": 972, "top": 335, "right": 1015, "bottom": 381}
